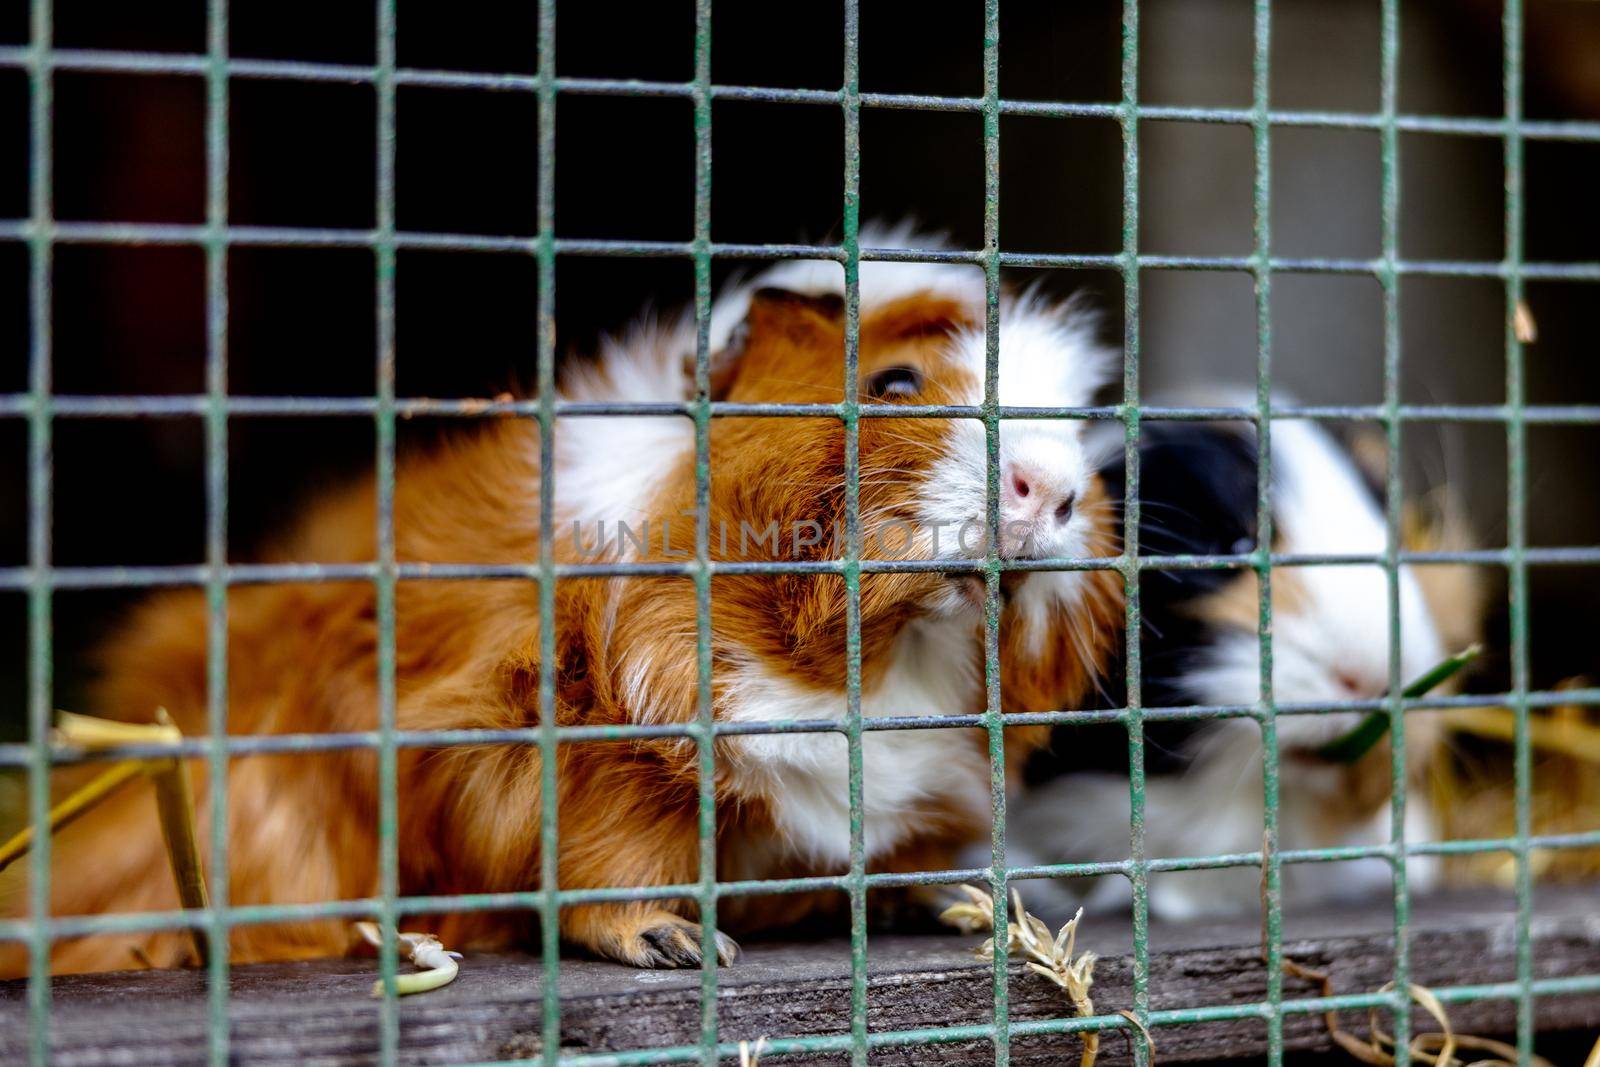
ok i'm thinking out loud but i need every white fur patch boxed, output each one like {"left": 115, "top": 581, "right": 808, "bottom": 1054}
{"left": 720, "top": 615, "right": 988, "bottom": 865}
{"left": 556, "top": 316, "right": 697, "bottom": 553}
{"left": 1006, "top": 733, "right": 1440, "bottom": 923}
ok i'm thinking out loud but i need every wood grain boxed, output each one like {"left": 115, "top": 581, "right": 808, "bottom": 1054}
{"left": 2, "top": 888, "right": 1596, "bottom": 1064}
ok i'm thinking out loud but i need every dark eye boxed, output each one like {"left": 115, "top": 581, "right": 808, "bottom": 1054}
{"left": 865, "top": 365, "right": 923, "bottom": 400}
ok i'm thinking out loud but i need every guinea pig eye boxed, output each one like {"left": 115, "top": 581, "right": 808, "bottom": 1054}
{"left": 865, "top": 365, "right": 923, "bottom": 400}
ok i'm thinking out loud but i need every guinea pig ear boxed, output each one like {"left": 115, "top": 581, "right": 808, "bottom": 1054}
{"left": 684, "top": 316, "right": 751, "bottom": 402}
{"left": 698, "top": 318, "right": 747, "bottom": 402}
{"left": 700, "top": 287, "right": 845, "bottom": 400}
{"left": 748, "top": 286, "right": 847, "bottom": 328}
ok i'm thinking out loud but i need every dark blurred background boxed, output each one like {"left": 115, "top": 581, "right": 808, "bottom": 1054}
{"left": 1, "top": 0, "right": 1598, "bottom": 728}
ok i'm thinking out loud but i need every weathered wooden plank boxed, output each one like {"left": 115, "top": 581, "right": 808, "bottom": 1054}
{"left": 2, "top": 888, "right": 1596, "bottom": 1065}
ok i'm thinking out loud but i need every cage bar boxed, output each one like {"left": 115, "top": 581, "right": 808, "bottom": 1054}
{"left": 978, "top": 1, "right": 1014, "bottom": 1063}
{"left": 1117, "top": 0, "right": 1154, "bottom": 1064}
{"left": 1502, "top": 0, "right": 1537, "bottom": 1060}
{"left": 1248, "top": 0, "right": 1287, "bottom": 1058}
{"left": 535, "top": 0, "right": 563, "bottom": 1062}
{"left": 839, "top": 2, "right": 870, "bottom": 1063}
{"left": 372, "top": 0, "right": 402, "bottom": 1058}
{"left": 1379, "top": 0, "right": 1415, "bottom": 1058}
{"left": 202, "top": 0, "right": 233, "bottom": 1063}
{"left": 24, "top": 0, "right": 54, "bottom": 1061}
{"left": 689, "top": 2, "right": 721, "bottom": 1063}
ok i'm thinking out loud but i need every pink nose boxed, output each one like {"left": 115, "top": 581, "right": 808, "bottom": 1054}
{"left": 1002, "top": 462, "right": 1076, "bottom": 527}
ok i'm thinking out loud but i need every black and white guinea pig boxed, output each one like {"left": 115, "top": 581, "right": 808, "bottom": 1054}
{"left": 1009, "top": 413, "right": 1481, "bottom": 920}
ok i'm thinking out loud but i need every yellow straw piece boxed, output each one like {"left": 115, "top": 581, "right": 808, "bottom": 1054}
{"left": 0, "top": 760, "right": 144, "bottom": 874}
{"left": 53, "top": 710, "right": 182, "bottom": 751}
{"left": 7, "top": 708, "right": 210, "bottom": 966}
{"left": 1445, "top": 707, "right": 1600, "bottom": 764}
{"left": 146, "top": 711, "right": 211, "bottom": 965}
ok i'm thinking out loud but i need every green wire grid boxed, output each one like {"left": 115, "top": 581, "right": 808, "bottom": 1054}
{"left": 5, "top": 1, "right": 1600, "bottom": 1065}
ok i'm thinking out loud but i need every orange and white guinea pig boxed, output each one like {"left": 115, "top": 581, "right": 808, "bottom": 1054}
{"left": 3, "top": 226, "right": 1122, "bottom": 974}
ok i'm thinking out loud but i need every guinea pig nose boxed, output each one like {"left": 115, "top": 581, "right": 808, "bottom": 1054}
{"left": 1053, "top": 493, "right": 1076, "bottom": 524}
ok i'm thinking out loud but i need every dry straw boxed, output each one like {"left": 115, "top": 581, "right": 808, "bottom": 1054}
{"left": 736, "top": 1036, "right": 769, "bottom": 1067}
{"left": 0, "top": 708, "right": 210, "bottom": 967}
{"left": 1436, "top": 678, "right": 1600, "bottom": 885}
{"left": 1261, "top": 843, "right": 1553, "bottom": 1067}
{"left": 941, "top": 884, "right": 1152, "bottom": 1067}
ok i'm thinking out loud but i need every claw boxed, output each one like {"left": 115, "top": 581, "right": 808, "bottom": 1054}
{"left": 640, "top": 922, "right": 702, "bottom": 968}
{"left": 627, "top": 916, "right": 740, "bottom": 969}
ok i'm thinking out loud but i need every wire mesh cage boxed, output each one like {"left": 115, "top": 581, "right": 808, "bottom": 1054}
{"left": 2, "top": 0, "right": 1599, "bottom": 1065}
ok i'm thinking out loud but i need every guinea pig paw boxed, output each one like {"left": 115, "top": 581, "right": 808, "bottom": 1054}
{"left": 632, "top": 915, "right": 740, "bottom": 969}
